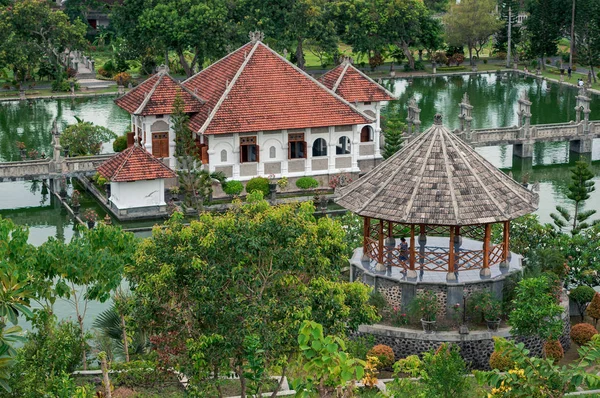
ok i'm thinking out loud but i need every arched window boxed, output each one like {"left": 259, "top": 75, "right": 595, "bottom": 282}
{"left": 360, "top": 126, "right": 373, "bottom": 142}
{"left": 312, "top": 138, "right": 327, "bottom": 157}
{"left": 220, "top": 149, "right": 227, "bottom": 162}
{"left": 336, "top": 136, "right": 351, "bottom": 155}
{"left": 269, "top": 146, "right": 276, "bottom": 158}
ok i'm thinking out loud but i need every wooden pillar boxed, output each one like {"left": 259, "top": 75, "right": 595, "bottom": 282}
{"left": 447, "top": 226, "right": 457, "bottom": 281}
{"left": 362, "top": 217, "right": 370, "bottom": 259}
{"left": 501, "top": 220, "right": 510, "bottom": 268}
{"left": 407, "top": 225, "right": 417, "bottom": 278}
{"left": 388, "top": 221, "right": 393, "bottom": 240}
{"left": 378, "top": 219, "right": 384, "bottom": 265}
{"left": 481, "top": 223, "right": 492, "bottom": 277}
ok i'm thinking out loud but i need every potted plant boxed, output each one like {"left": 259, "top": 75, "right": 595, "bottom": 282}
{"left": 170, "top": 186, "right": 180, "bottom": 201}
{"left": 71, "top": 190, "right": 81, "bottom": 214}
{"left": 411, "top": 290, "right": 440, "bottom": 333}
{"left": 82, "top": 209, "right": 98, "bottom": 229}
{"left": 267, "top": 174, "right": 277, "bottom": 200}
{"left": 483, "top": 299, "right": 503, "bottom": 332}
{"left": 16, "top": 141, "right": 26, "bottom": 160}
{"left": 276, "top": 176, "right": 289, "bottom": 192}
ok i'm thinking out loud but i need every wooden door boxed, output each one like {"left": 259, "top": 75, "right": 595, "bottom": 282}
{"left": 152, "top": 132, "right": 169, "bottom": 158}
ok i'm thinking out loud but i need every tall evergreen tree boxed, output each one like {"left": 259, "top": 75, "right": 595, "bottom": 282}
{"left": 381, "top": 104, "right": 405, "bottom": 159}
{"left": 551, "top": 160, "right": 598, "bottom": 234}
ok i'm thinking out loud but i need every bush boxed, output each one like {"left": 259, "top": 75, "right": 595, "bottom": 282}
{"left": 483, "top": 59, "right": 488, "bottom": 64}
{"left": 414, "top": 60, "right": 425, "bottom": 71}
{"left": 570, "top": 323, "right": 598, "bottom": 346}
{"left": 543, "top": 339, "right": 564, "bottom": 363}
{"left": 588, "top": 292, "right": 600, "bottom": 326}
{"left": 489, "top": 350, "right": 513, "bottom": 371}
{"left": 421, "top": 343, "right": 469, "bottom": 398}
{"left": 345, "top": 335, "right": 375, "bottom": 360}
{"left": 295, "top": 176, "right": 319, "bottom": 190}
{"left": 367, "top": 344, "right": 395, "bottom": 369}
{"left": 102, "top": 59, "right": 117, "bottom": 77}
{"left": 368, "top": 289, "right": 388, "bottom": 314}
{"left": 570, "top": 286, "right": 596, "bottom": 321}
{"left": 113, "top": 72, "right": 132, "bottom": 86}
{"left": 113, "top": 134, "right": 128, "bottom": 152}
{"left": 97, "top": 67, "right": 111, "bottom": 78}
{"left": 394, "top": 355, "right": 422, "bottom": 377}
{"left": 51, "top": 78, "right": 79, "bottom": 92}
{"left": 245, "top": 177, "right": 270, "bottom": 197}
{"left": 66, "top": 67, "right": 77, "bottom": 78}
{"left": 437, "top": 66, "right": 467, "bottom": 72}
{"left": 94, "top": 172, "right": 108, "bottom": 187}
{"left": 409, "top": 290, "right": 440, "bottom": 321}
{"left": 223, "top": 180, "right": 244, "bottom": 197}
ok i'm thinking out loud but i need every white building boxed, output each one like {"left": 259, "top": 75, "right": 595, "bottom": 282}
{"left": 97, "top": 144, "right": 177, "bottom": 215}
{"left": 114, "top": 38, "right": 396, "bottom": 184}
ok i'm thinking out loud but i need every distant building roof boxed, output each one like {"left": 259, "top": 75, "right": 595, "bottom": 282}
{"left": 335, "top": 115, "right": 538, "bottom": 226}
{"left": 319, "top": 63, "right": 396, "bottom": 103}
{"left": 115, "top": 70, "right": 204, "bottom": 116}
{"left": 97, "top": 145, "right": 177, "bottom": 182}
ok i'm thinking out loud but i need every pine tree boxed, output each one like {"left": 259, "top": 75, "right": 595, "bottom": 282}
{"left": 551, "top": 160, "right": 598, "bottom": 234}
{"left": 381, "top": 104, "right": 406, "bottom": 159}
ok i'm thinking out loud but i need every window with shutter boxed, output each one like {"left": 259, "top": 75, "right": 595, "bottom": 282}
{"left": 288, "top": 133, "right": 306, "bottom": 159}
{"left": 240, "top": 136, "right": 258, "bottom": 163}
{"left": 152, "top": 132, "right": 169, "bottom": 158}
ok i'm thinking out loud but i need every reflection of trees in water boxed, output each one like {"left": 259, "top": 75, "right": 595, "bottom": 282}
{"left": 0, "top": 101, "right": 55, "bottom": 161}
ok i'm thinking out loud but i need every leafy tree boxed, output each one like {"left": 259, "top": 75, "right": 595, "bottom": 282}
{"left": 171, "top": 93, "right": 225, "bottom": 212}
{"left": 443, "top": 0, "right": 503, "bottom": 65}
{"left": 569, "top": 285, "right": 596, "bottom": 322}
{"left": 424, "top": 0, "right": 449, "bottom": 13}
{"left": 494, "top": 0, "right": 522, "bottom": 56}
{"left": 60, "top": 117, "right": 117, "bottom": 156}
{"left": 421, "top": 344, "right": 469, "bottom": 398}
{"left": 524, "top": 0, "right": 569, "bottom": 69}
{"left": 138, "top": 0, "right": 230, "bottom": 77}
{"left": 415, "top": 16, "right": 444, "bottom": 62}
{"left": 551, "top": 160, "right": 598, "bottom": 234}
{"left": 476, "top": 337, "right": 600, "bottom": 397}
{"left": 127, "top": 196, "right": 377, "bottom": 397}
{"left": 4, "top": 311, "right": 90, "bottom": 397}
{"left": 38, "top": 223, "right": 137, "bottom": 370}
{"left": 340, "top": 0, "right": 436, "bottom": 70}
{"left": 508, "top": 276, "right": 564, "bottom": 345}
{"left": 381, "top": 103, "right": 405, "bottom": 159}
{"left": 0, "top": 0, "right": 87, "bottom": 82}
{"left": 574, "top": 0, "right": 600, "bottom": 83}
{"left": 291, "top": 321, "right": 365, "bottom": 397}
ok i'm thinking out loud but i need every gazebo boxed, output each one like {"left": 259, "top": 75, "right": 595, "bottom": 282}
{"left": 336, "top": 114, "right": 538, "bottom": 282}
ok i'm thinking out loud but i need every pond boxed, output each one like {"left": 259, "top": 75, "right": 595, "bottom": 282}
{"left": 1, "top": 73, "right": 600, "bottom": 328}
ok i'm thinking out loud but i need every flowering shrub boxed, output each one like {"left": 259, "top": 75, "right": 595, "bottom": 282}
{"left": 82, "top": 208, "right": 98, "bottom": 222}
{"left": 543, "top": 339, "right": 564, "bottom": 363}
{"left": 366, "top": 344, "right": 395, "bottom": 369}
{"left": 329, "top": 173, "right": 353, "bottom": 190}
{"left": 410, "top": 290, "right": 440, "bottom": 321}
{"left": 570, "top": 323, "right": 598, "bottom": 346}
{"left": 390, "top": 306, "right": 408, "bottom": 326}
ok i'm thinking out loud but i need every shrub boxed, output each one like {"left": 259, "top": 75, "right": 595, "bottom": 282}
{"left": 223, "top": 180, "right": 244, "bottom": 197}
{"left": 97, "top": 67, "right": 111, "bottom": 78}
{"left": 113, "top": 134, "right": 128, "bottom": 152}
{"left": 421, "top": 343, "right": 469, "bottom": 398}
{"left": 113, "top": 72, "right": 132, "bottom": 86}
{"left": 489, "top": 350, "right": 513, "bottom": 371}
{"left": 295, "top": 176, "right": 319, "bottom": 190}
{"left": 483, "top": 59, "right": 488, "bottom": 64}
{"left": 102, "top": 59, "right": 117, "bottom": 77}
{"left": 570, "top": 323, "right": 598, "bottom": 346}
{"left": 66, "top": 67, "right": 77, "bottom": 78}
{"left": 588, "top": 292, "right": 600, "bottom": 326}
{"left": 543, "top": 339, "right": 564, "bottom": 363}
{"left": 394, "top": 355, "right": 422, "bottom": 377}
{"left": 94, "top": 172, "right": 108, "bottom": 187}
{"left": 245, "top": 176, "right": 270, "bottom": 197}
{"left": 367, "top": 344, "right": 395, "bottom": 369}
{"left": 368, "top": 289, "right": 388, "bottom": 314}
{"left": 570, "top": 286, "right": 596, "bottom": 321}
{"left": 409, "top": 290, "right": 440, "bottom": 321}
{"left": 345, "top": 335, "right": 375, "bottom": 360}
{"left": 276, "top": 176, "right": 289, "bottom": 191}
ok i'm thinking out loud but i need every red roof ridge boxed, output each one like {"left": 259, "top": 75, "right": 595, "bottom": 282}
{"left": 344, "top": 63, "right": 397, "bottom": 100}
{"left": 134, "top": 73, "right": 166, "bottom": 115}
{"left": 198, "top": 41, "right": 261, "bottom": 134}
{"left": 332, "top": 62, "right": 351, "bottom": 92}
{"left": 111, "top": 145, "right": 137, "bottom": 180}
{"left": 182, "top": 42, "right": 254, "bottom": 85}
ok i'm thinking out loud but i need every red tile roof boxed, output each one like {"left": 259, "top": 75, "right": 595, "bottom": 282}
{"left": 183, "top": 42, "right": 372, "bottom": 135}
{"left": 319, "top": 63, "right": 396, "bottom": 102}
{"left": 97, "top": 145, "right": 176, "bottom": 182}
{"left": 115, "top": 72, "right": 204, "bottom": 115}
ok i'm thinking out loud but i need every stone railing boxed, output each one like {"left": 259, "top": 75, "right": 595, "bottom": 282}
{"left": 0, "top": 159, "right": 51, "bottom": 180}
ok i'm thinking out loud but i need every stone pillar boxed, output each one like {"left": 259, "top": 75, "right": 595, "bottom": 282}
{"left": 513, "top": 142, "right": 534, "bottom": 158}
{"left": 90, "top": 59, "right": 95, "bottom": 72}
{"left": 446, "top": 285, "right": 464, "bottom": 318}
{"left": 517, "top": 91, "right": 532, "bottom": 130}
{"left": 458, "top": 93, "right": 473, "bottom": 139}
{"left": 432, "top": 61, "right": 436, "bottom": 74}
{"left": 570, "top": 138, "right": 593, "bottom": 154}
{"left": 19, "top": 89, "right": 25, "bottom": 100}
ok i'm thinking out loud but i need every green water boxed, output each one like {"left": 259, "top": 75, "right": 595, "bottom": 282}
{"left": 0, "top": 74, "right": 599, "bottom": 328}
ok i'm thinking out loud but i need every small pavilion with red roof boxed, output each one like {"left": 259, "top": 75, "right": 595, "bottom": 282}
{"left": 113, "top": 37, "right": 395, "bottom": 186}
{"left": 97, "top": 144, "right": 176, "bottom": 215}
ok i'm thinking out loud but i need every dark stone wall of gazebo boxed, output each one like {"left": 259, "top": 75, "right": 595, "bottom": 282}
{"left": 354, "top": 296, "right": 571, "bottom": 370}
{"left": 351, "top": 264, "right": 514, "bottom": 318}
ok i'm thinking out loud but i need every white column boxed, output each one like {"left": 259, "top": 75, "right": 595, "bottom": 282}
{"left": 305, "top": 128, "right": 311, "bottom": 174}
{"left": 257, "top": 131, "right": 265, "bottom": 176}
{"left": 374, "top": 104, "right": 382, "bottom": 157}
{"left": 281, "top": 130, "right": 289, "bottom": 175}
{"left": 352, "top": 125, "right": 359, "bottom": 170}
{"left": 232, "top": 134, "right": 240, "bottom": 179}
{"left": 328, "top": 126, "right": 336, "bottom": 173}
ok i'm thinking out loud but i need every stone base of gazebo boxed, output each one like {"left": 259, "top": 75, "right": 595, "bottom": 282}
{"left": 349, "top": 237, "right": 523, "bottom": 318}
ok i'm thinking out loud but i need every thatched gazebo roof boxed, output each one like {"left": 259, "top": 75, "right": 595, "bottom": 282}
{"left": 336, "top": 115, "right": 538, "bottom": 226}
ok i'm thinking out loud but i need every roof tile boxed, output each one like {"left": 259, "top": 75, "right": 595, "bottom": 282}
{"left": 320, "top": 63, "right": 396, "bottom": 102}
{"left": 97, "top": 145, "right": 176, "bottom": 182}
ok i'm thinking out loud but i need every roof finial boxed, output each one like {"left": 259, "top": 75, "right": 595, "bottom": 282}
{"left": 339, "top": 55, "right": 353, "bottom": 65}
{"left": 434, "top": 113, "right": 443, "bottom": 125}
{"left": 157, "top": 64, "right": 169, "bottom": 75}
{"left": 462, "top": 92, "right": 470, "bottom": 105}
{"left": 248, "top": 30, "right": 264, "bottom": 43}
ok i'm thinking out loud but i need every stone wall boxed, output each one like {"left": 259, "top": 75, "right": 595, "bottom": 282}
{"left": 355, "top": 294, "right": 571, "bottom": 370}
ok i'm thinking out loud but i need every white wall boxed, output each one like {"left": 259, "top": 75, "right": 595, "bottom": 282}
{"left": 109, "top": 179, "right": 165, "bottom": 210}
